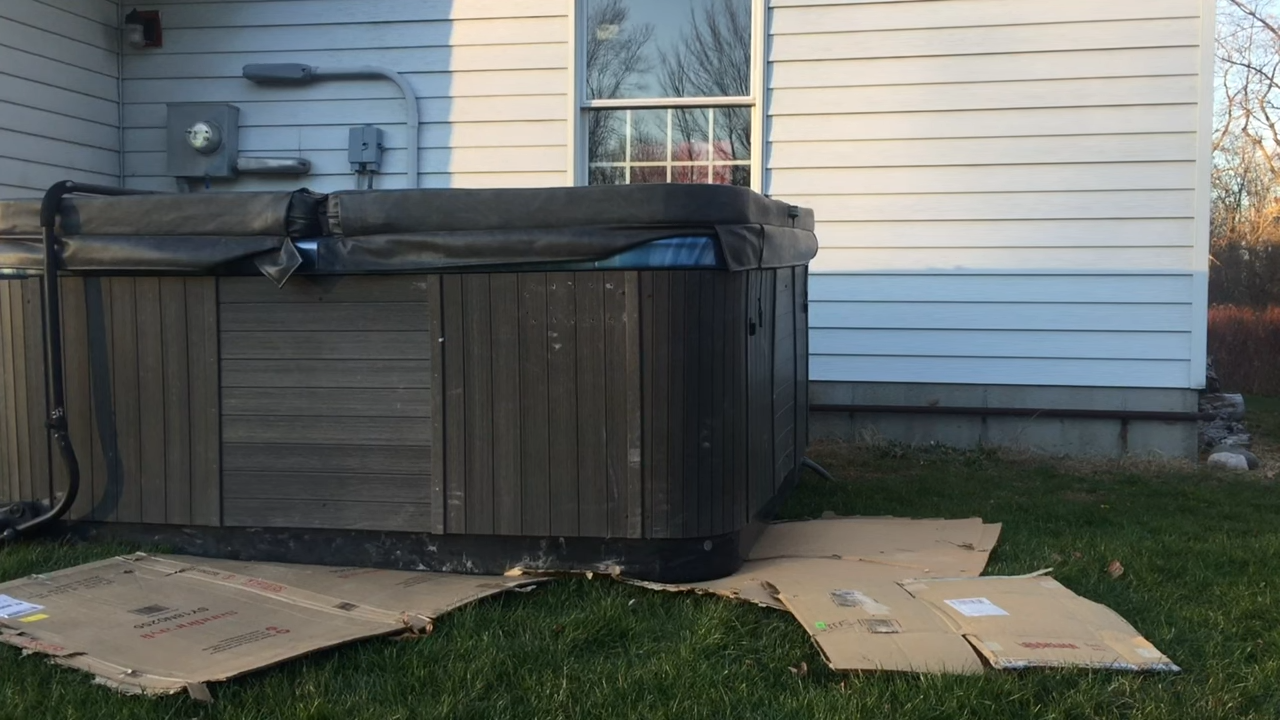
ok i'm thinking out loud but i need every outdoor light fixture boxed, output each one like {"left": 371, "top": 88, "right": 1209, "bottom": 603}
{"left": 123, "top": 9, "right": 162, "bottom": 49}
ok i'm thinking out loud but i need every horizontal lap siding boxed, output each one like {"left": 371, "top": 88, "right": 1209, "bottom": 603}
{"left": 767, "top": 0, "right": 1208, "bottom": 389}
{"left": 121, "top": 1, "right": 569, "bottom": 192}
{"left": 218, "top": 276, "right": 432, "bottom": 531}
{"left": 0, "top": 0, "right": 120, "bottom": 198}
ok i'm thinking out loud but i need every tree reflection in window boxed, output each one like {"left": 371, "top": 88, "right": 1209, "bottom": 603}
{"left": 584, "top": 0, "right": 752, "bottom": 187}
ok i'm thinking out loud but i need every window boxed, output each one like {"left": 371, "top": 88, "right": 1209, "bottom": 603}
{"left": 578, "top": 0, "right": 758, "bottom": 189}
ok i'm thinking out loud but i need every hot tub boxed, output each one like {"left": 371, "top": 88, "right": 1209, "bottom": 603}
{"left": 0, "top": 182, "right": 816, "bottom": 582}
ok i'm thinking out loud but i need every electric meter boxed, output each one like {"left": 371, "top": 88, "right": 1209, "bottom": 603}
{"left": 185, "top": 121, "right": 222, "bottom": 154}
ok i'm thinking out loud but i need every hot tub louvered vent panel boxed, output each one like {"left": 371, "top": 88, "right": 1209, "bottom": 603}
{"left": 217, "top": 275, "right": 433, "bottom": 532}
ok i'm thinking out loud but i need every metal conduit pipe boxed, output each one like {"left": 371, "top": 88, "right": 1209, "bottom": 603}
{"left": 242, "top": 63, "right": 420, "bottom": 188}
{"left": 810, "top": 403, "right": 1215, "bottom": 423}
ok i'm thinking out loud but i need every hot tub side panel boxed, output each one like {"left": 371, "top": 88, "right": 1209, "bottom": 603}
{"left": 217, "top": 275, "right": 434, "bottom": 532}
{"left": 429, "top": 271, "right": 645, "bottom": 539}
{"left": 431, "top": 268, "right": 808, "bottom": 542}
{"left": 0, "top": 276, "right": 221, "bottom": 526}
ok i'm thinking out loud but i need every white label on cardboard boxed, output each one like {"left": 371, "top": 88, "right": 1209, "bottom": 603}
{"left": 0, "top": 594, "right": 44, "bottom": 619}
{"left": 829, "top": 590, "right": 891, "bottom": 616}
{"left": 1135, "top": 648, "right": 1162, "bottom": 658}
{"left": 983, "top": 641, "right": 1004, "bottom": 652}
{"left": 943, "top": 597, "right": 1009, "bottom": 617}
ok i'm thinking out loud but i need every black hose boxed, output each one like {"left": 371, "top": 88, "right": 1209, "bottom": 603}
{"left": 801, "top": 457, "right": 837, "bottom": 483}
{"left": 1, "top": 181, "right": 153, "bottom": 544}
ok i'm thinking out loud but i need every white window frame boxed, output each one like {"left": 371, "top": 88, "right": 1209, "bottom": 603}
{"left": 566, "top": 0, "right": 767, "bottom": 193}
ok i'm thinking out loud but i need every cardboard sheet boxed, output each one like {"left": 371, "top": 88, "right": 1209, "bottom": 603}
{"left": 0, "top": 516, "right": 1176, "bottom": 696}
{"left": 0, "top": 553, "right": 539, "bottom": 698}
{"left": 632, "top": 516, "right": 1003, "bottom": 612}
{"left": 900, "top": 575, "right": 1180, "bottom": 672}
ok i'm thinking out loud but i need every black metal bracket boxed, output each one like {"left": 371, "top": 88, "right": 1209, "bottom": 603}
{"left": 1, "top": 181, "right": 156, "bottom": 545}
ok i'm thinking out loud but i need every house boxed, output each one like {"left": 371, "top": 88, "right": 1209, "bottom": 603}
{"left": 0, "top": 0, "right": 1214, "bottom": 457}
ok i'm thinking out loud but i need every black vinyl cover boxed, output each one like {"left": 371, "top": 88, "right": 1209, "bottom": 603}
{"left": 0, "top": 184, "right": 816, "bottom": 279}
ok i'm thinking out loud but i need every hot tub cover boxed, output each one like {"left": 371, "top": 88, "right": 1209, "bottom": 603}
{"left": 0, "top": 184, "right": 817, "bottom": 282}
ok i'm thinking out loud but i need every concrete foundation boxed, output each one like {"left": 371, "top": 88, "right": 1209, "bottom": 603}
{"left": 809, "top": 382, "right": 1199, "bottom": 459}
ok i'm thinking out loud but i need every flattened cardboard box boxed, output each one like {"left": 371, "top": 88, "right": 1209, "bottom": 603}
{"left": 628, "top": 516, "right": 1002, "bottom": 611}
{"left": 0, "top": 554, "right": 540, "bottom": 698}
{"left": 900, "top": 575, "right": 1180, "bottom": 672}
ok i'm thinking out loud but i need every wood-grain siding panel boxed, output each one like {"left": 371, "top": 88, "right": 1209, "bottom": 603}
{"left": 546, "top": 272, "right": 579, "bottom": 535}
{"left": 490, "top": 274, "right": 523, "bottom": 536}
{"left": 217, "top": 276, "right": 433, "bottom": 517}
{"left": 221, "top": 359, "right": 430, "bottom": 389}
{"left": 0, "top": 283, "right": 19, "bottom": 504}
{"left": 518, "top": 273, "right": 550, "bottom": 536}
{"left": 223, "top": 497, "right": 431, "bottom": 531}
{"left": 225, "top": 471, "right": 431, "bottom": 504}
{"left": 160, "top": 278, "right": 192, "bottom": 525}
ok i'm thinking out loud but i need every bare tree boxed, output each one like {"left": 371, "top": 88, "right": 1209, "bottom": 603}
{"left": 1212, "top": 0, "right": 1280, "bottom": 305}
{"left": 584, "top": 0, "right": 655, "bottom": 172}
{"left": 660, "top": 0, "right": 752, "bottom": 180}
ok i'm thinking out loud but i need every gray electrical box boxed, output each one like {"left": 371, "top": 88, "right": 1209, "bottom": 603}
{"left": 348, "top": 125, "right": 383, "bottom": 172}
{"left": 166, "top": 103, "right": 240, "bottom": 179}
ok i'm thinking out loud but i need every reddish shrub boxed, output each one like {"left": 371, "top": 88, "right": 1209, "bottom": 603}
{"left": 1208, "top": 305, "right": 1280, "bottom": 394}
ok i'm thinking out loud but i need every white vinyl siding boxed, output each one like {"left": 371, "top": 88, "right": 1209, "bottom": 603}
{"left": 0, "top": 0, "right": 120, "bottom": 198}
{"left": 766, "top": 0, "right": 1212, "bottom": 389}
{"left": 120, "top": 0, "right": 570, "bottom": 192}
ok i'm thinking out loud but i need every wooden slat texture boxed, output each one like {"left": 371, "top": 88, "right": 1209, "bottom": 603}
{"left": 732, "top": 271, "right": 747, "bottom": 530}
{"left": 0, "top": 284, "right": 18, "bottom": 504}
{"left": 623, "top": 272, "right": 643, "bottom": 539}
{"left": 462, "top": 274, "right": 495, "bottom": 535}
{"left": 682, "top": 273, "right": 702, "bottom": 537}
{"left": 490, "top": 274, "right": 522, "bottom": 535}
{"left": 223, "top": 416, "right": 432, "bottom": 446}
{"left": 665, "top": 272, "right": 686, "bottom": 537}
{"left": 84, "top": 277, "right": 112, "bottom": 522}
{"left": 110, "top": 278, "right": 141, "bottom": 523}
{"left": 426, "top": 275, "right": 446, "bottom": 534}
{"left": 57, "top": 279, "right": 92, "bottom": 519}
{"left": 645, "top": 272, "right": 671, "bottom": 538}
{"left": 23, "top": 280, "right": 50, "bottom": 504}
{"left": 518, "top": 273, "right": 550, "bottom": 536}
{"left": 712, "top": 274, "right": 729, "bottom": 535}
{"left": 217, "top": 276, "right": 434, "bottom": 523}
{"left": 546, "top": 271, "right": 578, "bottom": 535}
{"left": 225, "top": 471, "right": 431, "bottom": 503}
{"left": 222, "top": 388, "right": 430, "bottom": 417}
{"left": 160, "top": 278, "right": 191, "bottom": 525}
{"left": 135, "top": 278, "right": 167, "bottom": 523}
{"left": 188, "top": 278, "right": 221, "bottom": 527}
{"left": 225, "top": 443, "right": 429, "bottom": 475}
{"left": 218, "top": 275, "right": 432, "bottom": 303}
{"left": 12, "top": 281, "right": 33, "bottom": 506}
{"left": 747, "top": 270, "right": 762, "bottom": 515}
{"left": 696, "top": 273, "right": 716, "bottom": 537}
{"left": 575, "top": 272, "right": 607, "bottom": 538}
{"left": 224, "top": 498, "right": 431, "bottom": 531}
{"left": 639, "top": 273, "right": 655, "bottom": 537}
{"left": 221, "top": 359, "right": 429, "bottom": 388}
{"left": 442, "top": 275, "right": 467, "bottom": 533}
{"left": 221, "top": 332, "right": 431, "bottom": 360}
{"left": 795, "top": 267, "right": 810, "bottom": 474}
{"left": 220, "top": 302, "right": 430, "bottom": 332}
{"left": 774, "top": 269, "right": 798, "bottom": 491}
{"left": 603, "top": 271, "right": 627, "bottom": 538}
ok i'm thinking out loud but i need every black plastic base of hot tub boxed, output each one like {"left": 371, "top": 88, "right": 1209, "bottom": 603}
{"left": 56, "top": 524, "right": 737, "bottom": 583}
{"left": 47, "top": 472, "right": 799, "bottom": 584}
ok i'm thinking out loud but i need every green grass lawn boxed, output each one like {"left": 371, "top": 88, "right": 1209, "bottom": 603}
{"left": 4, "top": 419, "right": 1280, "bottom": 718}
